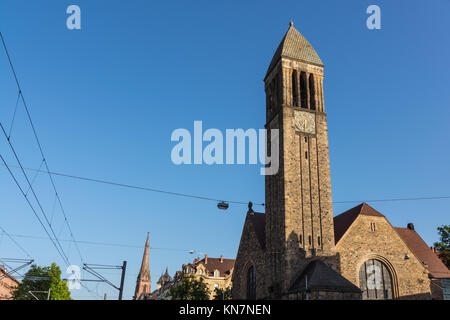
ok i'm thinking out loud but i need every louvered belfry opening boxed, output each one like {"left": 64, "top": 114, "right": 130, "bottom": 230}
{"left": 300, "top": 71, "right": 308, "bottom": 108}
{"left": 292, "top": 70, "right": 298, "bottom": 107}
{"left": 309, "top": 74, "right": 316, "bottom": 110}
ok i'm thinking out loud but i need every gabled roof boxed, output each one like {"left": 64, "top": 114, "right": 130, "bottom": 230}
{"left": 394, "top": 227, "right": 450, "bottom": 279}
{"left": 194, "top": 257, "right": 235, "bottom": 277}
{"left": 249, "top": 212, "right": 266, "bottom": 250}
{"left": 334, "top": 203, "right": 385, "bottom": 243}
{"left": 289, "top": 260, "right": 361, "bottom": 293}
{"left": 266, "top": 21, "right": 323, "bottom": 79}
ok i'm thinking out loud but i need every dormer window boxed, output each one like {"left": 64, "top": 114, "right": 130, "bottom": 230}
{"left": 198, "top": 269, "right": 203, "bottom": 275}
{"left": 214, "top": 270, "right": 220, "bottom": 277}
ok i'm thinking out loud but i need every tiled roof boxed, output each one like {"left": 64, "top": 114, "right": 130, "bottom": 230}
{"left": 394, "top": 227, "right": 450, "bottom": 279}
{"left": 195, "top": 257, "right": 235, "bottom": 277}
{"left": 333, "top": 203, "right": 385, "bottom": 243}
{"left": 289, "top": 260, "right": 361, "bottom": 293}
{"left": 266, "top": 21, "right": 323, "bottom": 78}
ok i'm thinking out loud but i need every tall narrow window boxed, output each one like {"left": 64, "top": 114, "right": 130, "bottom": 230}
{"left": 246, "top": 265, "right": 256, "bottom": 300}
{"left": 292, "top": 70, "right": 298, "bottom": 107}
{"left": 309, "top": 74, "right": 316, "bottom": 110}
{"left": 272, "top": 78, "right": 278, "bottom": 108}
{"left": 300, "top": 72, "right": 307, "bottom": 108}
{"left": 267, "top": 85, "right": 271, "bottom": 112}
{"left": 269, "top": 82, "right": 274, "bottom": 111}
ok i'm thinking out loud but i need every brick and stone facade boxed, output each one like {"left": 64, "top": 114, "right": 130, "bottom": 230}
{"left": 232, "top": 22, "right": 450, "bottom": 300}
{"left": 182, "top": 256, "right": 234, "bottom": 299}
{"left": 150, "top": 256, "right": 235, "bottom": 300}
{"left": 0, "top": 266, "right": 18, "bottom": 300}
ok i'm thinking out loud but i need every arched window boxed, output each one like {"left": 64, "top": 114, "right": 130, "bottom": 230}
{"left": 300, "top": 72, "right": 307, "bottom": 108}
{"left": 198, "top": 269, "right": 203, "bottom": 275}
{"left": 309, "top": 74, "right": 316, "bottom": 110}
{"left": 246, "top": 265, "right": 256, "bottom": 300}
{"left": 292, "top": 70, "right": 298, "bottom": 107}
{"left": 359, "top": 259, "right": 393, "bottom": 300}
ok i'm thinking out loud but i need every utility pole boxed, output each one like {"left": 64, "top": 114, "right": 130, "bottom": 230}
{"left": 27, "top": 289, "right": 51, "bottom": 300}
{"left": 80, "top": 261, "right": 127, "bottom": 300}
{"left": 118, "top": 260, "right": 127, "bottom": 300}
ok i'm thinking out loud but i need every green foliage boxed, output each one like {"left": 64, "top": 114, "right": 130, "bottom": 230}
{"left": 213, "top": 286, "right": 232, "bottom": 300}
{"left": 434, "top": 225, "right": 450, "bottom": 269}
{"left": 13, "top": 263, "right": 72, "bottom": 300}
{"left": 169, "top": 274, "right": 210, "bottom": 300}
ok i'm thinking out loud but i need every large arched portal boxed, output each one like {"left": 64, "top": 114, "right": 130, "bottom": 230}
{"left": 359, "top": 259, "right": 394, "bottom": 299}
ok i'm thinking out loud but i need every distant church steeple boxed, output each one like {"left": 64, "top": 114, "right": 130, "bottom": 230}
{"left": 134, "top": 232, "right": 151, "bottom": 300}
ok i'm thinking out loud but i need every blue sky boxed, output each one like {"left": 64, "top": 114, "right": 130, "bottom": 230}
{"left": 0, "top": 0, "right": 449, "bottom": 299}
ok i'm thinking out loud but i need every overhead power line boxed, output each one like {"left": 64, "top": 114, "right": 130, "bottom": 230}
{"left": 2, "top": 161, "right": 450, "bottom": 206}
{"left": 334, "top": 196, "right": 450, "bottom": 204}
{"left": 3, "top": 232, "right": 203, "bottom": 252}
{"left": 0, "top": 31, "right": 84, "bottom": 264}
{"left": 0, "top": 123, "right": 70, "bottom": 265}
{"left": 0, "top": 162, "right": 264, "bottom": 207}
{"left": 0, "top": 225, "right": 32, "bottom": 258}
{"left": 0, "top": 153, "right": 70, "bottom": 265}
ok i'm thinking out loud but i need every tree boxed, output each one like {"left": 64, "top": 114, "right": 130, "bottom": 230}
{"left": 434, "top": 225, "right": 450, "bottom": 269}
{"left": 169, "top": 274, "right": 210, "bottom": 300}
{"left": 213, "top": 286, "right": 232, "bottom": 300}
{"left": 13, "top": 263, "right": 72, "bottom": 300}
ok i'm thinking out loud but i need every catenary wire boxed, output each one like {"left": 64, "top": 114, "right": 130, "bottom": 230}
{"left": 0, "top": 31, "right": 84, "bottom": 263}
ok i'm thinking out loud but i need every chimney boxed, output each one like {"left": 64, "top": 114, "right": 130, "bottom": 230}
{"left": 430, "top": 246, "right": 435, "bottom": 252}
{"left": 407, "top": 223, "right": 415, "bottom": 231}
{"left": 220, "top": 255, "right": 223, "bottom": 263}
{"left": 205, "top": 254, "right": 208, "bottom": 264}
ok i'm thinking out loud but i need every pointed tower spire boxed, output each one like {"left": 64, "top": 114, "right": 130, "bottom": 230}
{"left": 133, "top": 232, "right": 151, "bottom": 300}
{"left": 265, "top": 21, "right": 323, "bottom": 79}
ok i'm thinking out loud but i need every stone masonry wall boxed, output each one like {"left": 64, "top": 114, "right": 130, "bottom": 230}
{"left": 232, "top": 215, "right": 268, "bottom": 300}
{"left": 335, "top": 215, "right": 432, "bottom": 299}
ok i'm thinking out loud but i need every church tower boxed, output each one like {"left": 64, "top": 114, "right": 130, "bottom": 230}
{"left": 264, "top": 22, "right": 335, "bottom": 296}
{"left": 134, "top": 232, "right": 151, "bottom": 300}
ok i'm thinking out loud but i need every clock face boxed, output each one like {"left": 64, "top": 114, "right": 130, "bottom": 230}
{"left": 294, "top": 110, "right": 316, "bottom": 134}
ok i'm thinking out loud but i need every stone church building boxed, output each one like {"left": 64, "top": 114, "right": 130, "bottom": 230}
{"left": 134, "top": 233, "right": 151, "bottom": 300}
{"left": 232, "top": 22, "right": 450, "bottom": 300}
